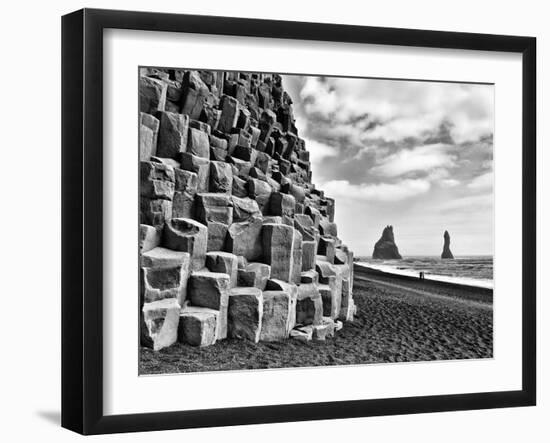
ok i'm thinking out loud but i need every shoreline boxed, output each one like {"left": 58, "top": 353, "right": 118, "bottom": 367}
{"left": 355, "top": 261, "right": 493, "bottom": 290}
{"left": 354, "top": 264, "right": 493, "bottom": 305}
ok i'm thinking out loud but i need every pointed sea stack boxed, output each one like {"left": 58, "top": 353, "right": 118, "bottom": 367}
{"left": 372, "top": 225, "right": 402, "bottom": 259}
{"left": 441, "top": 230, "right": 454, "bottom": 259}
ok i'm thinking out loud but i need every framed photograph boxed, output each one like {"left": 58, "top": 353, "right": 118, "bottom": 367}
{"left": 61, "top": 8, "right": 536, "bottom": 435}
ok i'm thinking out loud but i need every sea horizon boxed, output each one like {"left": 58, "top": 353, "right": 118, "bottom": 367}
{"left": 356, "top": 256, "right": 494, "bottom": 289}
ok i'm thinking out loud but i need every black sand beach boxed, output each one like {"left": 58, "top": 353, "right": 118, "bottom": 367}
{"left": 139, "top": 264, "right": 493, "bottom": 375}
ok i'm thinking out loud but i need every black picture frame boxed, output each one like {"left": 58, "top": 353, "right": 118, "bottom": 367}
{"left": 61, "top": 8, "right": 536, "bottom": 435}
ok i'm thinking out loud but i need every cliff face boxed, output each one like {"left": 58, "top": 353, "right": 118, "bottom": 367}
{"left": 441, "top": 230, "right": 454, "bottom": 259}
{"left": 372, "top": 225, "right": 402, "bottom": 259}
{"left": 138, "top": 68, "right": 355, "bottom": 351}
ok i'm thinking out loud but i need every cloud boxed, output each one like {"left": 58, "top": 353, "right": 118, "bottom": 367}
{"left": 300, "top": 77, "right": 340, "bottom": 116}
{"left": 481, "top": 159, "right": 493, "bottom": 170}
{"left": 439, "top": 193, "right": 493, "bottom": 213}
{"left": 352, "top": 145, "right": 385, "bottom": 160}
{"left": 467, "top": 171, "right": 493, "bottom": 191}
{"left": 321, "top": 178, "right": 431, "bottom": 202}
{"left": 371, "top": 143, "right": 456, "bottom": 178}
{"left": 425, "top": 168, "right": 460, "bottom": 187}
{"left": 295, "top": 76, "right": 494, "bottom": 146}
{"left": 440, "top": 179, "right": 460, "bottom": 188}
{"left": 305, "top": 138, "right": 339, "bottom": 165}
{"left": 281, "top": 74, "right": 494, "bottom": 255}
{"left": 427, "top": 168, "right": 451, "bottom": 181}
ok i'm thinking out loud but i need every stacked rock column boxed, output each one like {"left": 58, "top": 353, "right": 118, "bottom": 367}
{"left": 139, "top": 68, "right": 356, "bottom": 350}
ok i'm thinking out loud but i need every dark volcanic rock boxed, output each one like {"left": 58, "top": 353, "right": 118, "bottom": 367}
{"left": 441, "top": 230, "right": 454, "bottom": 259}
{"left": 372, "top": 225, "right": 402, "bottom": 259}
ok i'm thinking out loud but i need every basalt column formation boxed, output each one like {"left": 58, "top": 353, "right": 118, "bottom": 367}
{"left": 139, "top": 68, "right": 355, "bottom": 350}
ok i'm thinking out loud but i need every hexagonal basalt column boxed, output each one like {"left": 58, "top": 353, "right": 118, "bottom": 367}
{"left": 205, "top": 251, "right": 239, "bottom": 288}
{"left": 237, "top": 262, "right": 271, "bottom": 290}
{"left": 189, "top": 271, "right": 231, "bottom": 339}
{"left": 262, "top": 223, "right": 301, "bottom": 283}
{"left": 296, "top": 283, "right": 323, "bottom": 326}
{"left": 178, "top": 306, "right": 218, "bottom": 347}
{"left": 260, "top": 290, "right": 291, "bottom": 342}
{"left": 228, "top": 287, "right": 263, "bottom": 342}
{"left": 141, "top": 298, "right": 180, "bottom": 351}
{"left": 226, "top": 215, "right": 263, "bottom": 261}
{"left": 163, "top": 218, "right": 208, "bottom": 271}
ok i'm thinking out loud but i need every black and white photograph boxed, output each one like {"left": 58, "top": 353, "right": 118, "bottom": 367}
{"left": 138, "top": 67, "right": 494, "bottom": 374}
{"left": 0, "top": 0, "right": 544, "bottom": 439}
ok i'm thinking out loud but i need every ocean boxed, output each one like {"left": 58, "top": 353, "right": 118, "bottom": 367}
{"left": 356, "top": 256, "right": 493, "bottom": 289}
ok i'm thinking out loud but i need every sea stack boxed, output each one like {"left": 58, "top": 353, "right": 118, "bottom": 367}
{"left": 372, "top": 225, "right": 402, "bottom": 259}
{"left": 441, "top": 230, "right": 454, "bottom": 259}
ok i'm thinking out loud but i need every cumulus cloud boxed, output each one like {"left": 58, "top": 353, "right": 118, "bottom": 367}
{"left": 426, "top": 168, "right": 452, "bottom": 181}
{"left": 300, "top": 77, "right": 340, "bottom": 116}
{"left": 351, "top": 144, "right": 388, "bottom": 161}
{"left": 371, "top": 143, "right": 457, "bottom": 178}
{"left": 297, "top": 76, "right": 494, "bottom": 145}
{"left": 440, "top": 179, "right": 460, "bottom": 188}
{"left": 321, "top": 178, "right": 431, "bottom": 202}
{"left": 306, "top": 139, "right": 339, "bottom": 165}
{"left": 467, "top": 171, "right": 493, "bottom": 191}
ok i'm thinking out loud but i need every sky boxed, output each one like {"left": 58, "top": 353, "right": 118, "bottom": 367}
{"left": 281, "top": 75, "right": 494, "bottom": 257}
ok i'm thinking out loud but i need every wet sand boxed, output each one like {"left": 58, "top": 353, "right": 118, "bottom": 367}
{"left": 140, "top": 264, "right": 493, "bottom": 374}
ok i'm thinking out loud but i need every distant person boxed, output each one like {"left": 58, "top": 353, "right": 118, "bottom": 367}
{"left": 419, "top": 271, "right": 425, "bottom": 280}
